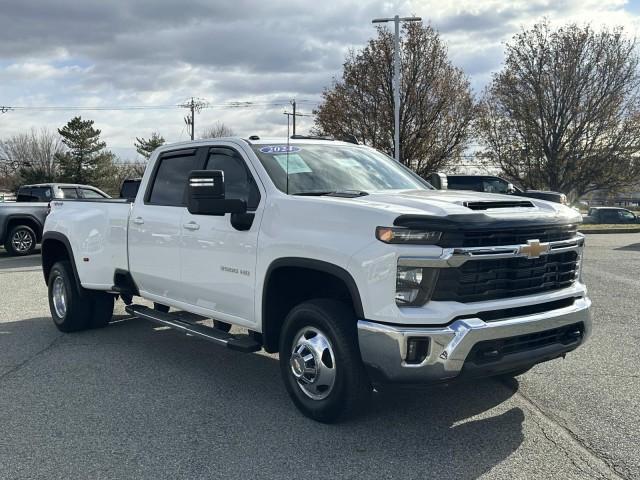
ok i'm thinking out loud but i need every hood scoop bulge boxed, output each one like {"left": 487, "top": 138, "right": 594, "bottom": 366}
{"left": 462, "top": 200, "right": 535, "bottom": 210}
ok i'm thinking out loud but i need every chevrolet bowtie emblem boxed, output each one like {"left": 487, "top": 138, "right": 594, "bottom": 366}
{"left": 519, "top": 239, "right": 550, "bottom": 259}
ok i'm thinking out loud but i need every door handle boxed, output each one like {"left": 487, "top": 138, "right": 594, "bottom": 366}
{"left": 183, "top": 222, "right": 200, "bottom": 231}
{"left": 132, "top": 217, "right": 144, "bottom": 225}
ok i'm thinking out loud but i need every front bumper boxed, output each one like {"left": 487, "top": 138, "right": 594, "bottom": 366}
{"left": 357, "top": 296, "right": 591, "bottom": 384}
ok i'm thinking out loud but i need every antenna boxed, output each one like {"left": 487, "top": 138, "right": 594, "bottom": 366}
{"left": 286, "top": 113, "right": 290, "bottom": 195}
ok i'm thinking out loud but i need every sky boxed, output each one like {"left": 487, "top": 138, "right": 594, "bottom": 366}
{"left": 2, "top": 0, "right": 640, "bottom": 160}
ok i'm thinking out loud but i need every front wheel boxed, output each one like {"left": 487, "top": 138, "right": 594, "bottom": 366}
{"left": 279, "top": 299, "right": 371, "bottom": 423}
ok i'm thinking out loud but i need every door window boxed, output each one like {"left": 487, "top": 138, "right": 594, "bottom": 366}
{"left": 60, "top": 187, "right": 78, "bottom": 199}
{"left": 482, "top": 178, "right": 509, "bottom": 194}
{"left": 447, "top": 177, "right": 482, "bottom": 191}
{"left": 80, "top": 188, "right": 106, "bottom": 199}
{"left": 205, "top": 148, "right": 260, "bottom": 210}
{"left": 148, "top": 151, "right": 197, "bottom": 206}
{"left": 601, "top": 210, "right": 619, "bottom": 223}
{"left": 619, "top": 210, "right": 636, "bottom": 222}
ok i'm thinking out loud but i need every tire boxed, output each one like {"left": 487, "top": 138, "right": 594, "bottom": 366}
{"left": 279, "top": 299, "right": 372, "bottom": 423}
{"left": 153, "top": 303, "right": 170, "bottom": 313}
{"left": 48, "top": 261, "right": 93, "bottom": 332}
{"left": 89, "top": 292, "right": 115, "bottom": 329}
{"left": 213, "top": 320, "right": 232, "bottom": 333}
{"left": 4, "top": 225, "right": 37, "bottom": 256}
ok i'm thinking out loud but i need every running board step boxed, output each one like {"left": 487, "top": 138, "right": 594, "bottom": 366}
{"left": 125, "top": 304, "right": 261, "bottom": 353}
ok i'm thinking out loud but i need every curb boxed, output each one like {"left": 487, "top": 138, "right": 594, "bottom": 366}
{"left": 579, "top": 228, "right": 640, "bottom": 234}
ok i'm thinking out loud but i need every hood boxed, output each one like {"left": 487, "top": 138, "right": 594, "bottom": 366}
{"left": 348, "top": 189, "right": 581, "bottom": 223}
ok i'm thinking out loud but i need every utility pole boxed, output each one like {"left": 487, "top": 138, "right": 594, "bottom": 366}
{"left": 372, "top": 15, "right": 421, "bottom": 162}
{"left": 283, "top": 106, "right": 313, "bottom": 137}
{"left": 291, "top": 99, "right": 296, "bottom": 136}
{"left": 180, "top": 97, "right": 208, "bottom": 140}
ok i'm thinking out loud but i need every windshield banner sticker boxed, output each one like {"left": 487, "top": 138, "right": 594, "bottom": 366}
{"left": 273, "top": 154, "right": 312, "bottom": 174}
{"left": 259, "top": 145, "right": 301, "bottom": 154}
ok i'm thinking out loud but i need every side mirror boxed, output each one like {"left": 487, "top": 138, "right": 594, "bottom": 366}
{"left": 187, "top": 170, "right": 247, "bottom": 216}
{"left": 506, "top": 183, "right": 516, "bottom": 194}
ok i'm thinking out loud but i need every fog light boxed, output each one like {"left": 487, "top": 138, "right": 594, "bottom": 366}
{"left": 406, "top": 337, "right": 430, "bottom": 364}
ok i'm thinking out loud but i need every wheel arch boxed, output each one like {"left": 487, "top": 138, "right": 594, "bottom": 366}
{"left": 3, "top": 214, "right": 43, "bottom": 242}
{"left": 261, "top": 257, "right": 364, "bottom": 353}
{"left": 41, "top": 232, "right": 82, "bottom": 293}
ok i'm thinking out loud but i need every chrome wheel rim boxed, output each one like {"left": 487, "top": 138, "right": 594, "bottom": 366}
{"left": 12, "top": 230, "right": 33, "bottom": 253}
{"left": 290, "top": 326, "right": 336, "bottom": 400}
{"left": 52, "top": 276, "right": 67, "bottom": 319}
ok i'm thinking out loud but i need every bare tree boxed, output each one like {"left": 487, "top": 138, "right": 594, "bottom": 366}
{"left": 0, "top": 128, "right": 63, "bottom": 186}
{"left": 99, "top": 158, "right": 147, "bottom": 196}
{"left": 477, "top": 21, "right": 640, "bottom": 199}
{"left": 200, "top": 122, "right": 235, "bottom": 139}
{"left": 314, "top": 23, "right": 475, "bottom": 176}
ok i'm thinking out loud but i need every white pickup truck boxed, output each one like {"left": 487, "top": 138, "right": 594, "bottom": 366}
{"left": 41, "top": 137, "right": 591, "bottom": 422}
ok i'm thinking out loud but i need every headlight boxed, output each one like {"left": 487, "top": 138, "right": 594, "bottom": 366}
{"left": 395, "top": 266, "right": 438, "bottom": 307}
{"left": 376, "top": 227, "right": 442, "bottom": 244}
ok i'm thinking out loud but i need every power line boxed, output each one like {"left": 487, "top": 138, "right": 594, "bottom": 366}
{"left": 0, "top": 99, "right": 320, "bottom": 113}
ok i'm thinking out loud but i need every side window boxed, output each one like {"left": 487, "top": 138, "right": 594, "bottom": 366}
{"left": 80, "top": 188, "right": 105, "bottom": 199}
{"left": 447, "top": 177, "right": 481, "bottom": 191}
{"left": 619, "top": 210, "right": 635, "bottom": 222}
{"left": 601, "top": 210, "right": 618, "bottom": 223}
{"left": 61, "top": 187, "right": 78, "bottom": 199}
{"left": 148, "top": 152, "right": 197, "bottom": 206}
{"left": 482, "top": 178, "right": 509, "bottom": 194}
{"left": 16, "top": 188, "right": 33, "bottom": 202}
{"left": 205, "top": 148, "right": 260, "bottom": 210}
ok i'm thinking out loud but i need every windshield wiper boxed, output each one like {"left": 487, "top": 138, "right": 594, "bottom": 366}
{"left": 292, "top": 190, "right": 369, "bottom": 198}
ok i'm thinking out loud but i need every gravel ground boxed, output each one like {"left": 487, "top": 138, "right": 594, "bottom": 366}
{"left": 0, "top": 234, "right": 637, "bottom": 479}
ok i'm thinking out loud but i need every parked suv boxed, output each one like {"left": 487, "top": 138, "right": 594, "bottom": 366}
{"left": 0, "top": 183, "right": 109, "bottom": 256}
{"left": 583, "top": 207, "right": 639, "bottom": 224}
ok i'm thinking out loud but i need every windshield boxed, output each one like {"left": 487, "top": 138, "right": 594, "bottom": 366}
{"left": 251, "top": 143, "right": 431, "bottom": 195}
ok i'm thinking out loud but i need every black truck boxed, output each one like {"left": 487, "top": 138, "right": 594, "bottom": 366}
{"left": 429, "top": 174, "right": 568, "bottom": 205}
{"left": 0, "top": 183, "right": 109, "bottom": 256}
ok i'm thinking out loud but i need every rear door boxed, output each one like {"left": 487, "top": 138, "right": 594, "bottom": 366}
{"left": 180, "top": 145, "right": 264, "bottom": 326}
{"left": 128, "top": 148, "right": 200, "bottom": 303}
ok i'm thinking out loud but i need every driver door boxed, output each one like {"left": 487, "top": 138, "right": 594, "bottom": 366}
{"left": 180, "top": 145, "right": 264, "bottom": 327}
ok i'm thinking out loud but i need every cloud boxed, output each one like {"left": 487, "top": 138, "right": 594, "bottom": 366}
{"left": 1, "top": 0, "right": 639, "bottom": 155}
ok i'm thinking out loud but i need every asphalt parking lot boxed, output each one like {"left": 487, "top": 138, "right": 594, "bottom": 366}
{"left": 0, "top": 234, "right": 638, "bottom": 480}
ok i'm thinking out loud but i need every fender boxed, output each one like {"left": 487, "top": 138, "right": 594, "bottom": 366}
{"left": 1, "top": 213, "right": 44, "bottom": 241}
{"left": 263, "top": 257, "right": 365, "bottom": 319}
{"left": 261, "top": 257, "right": 365, "bottom": 352}
{"left": 41, "top": 231, "right": 82, "bottom": 293}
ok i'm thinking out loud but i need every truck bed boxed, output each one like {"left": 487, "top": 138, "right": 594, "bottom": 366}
{"left": 45, "top": 199, "right": 132, "bottom": 289}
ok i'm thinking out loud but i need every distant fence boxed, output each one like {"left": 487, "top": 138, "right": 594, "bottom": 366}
{"left": 588, "top": 197, "right": 640, "bottom": 208}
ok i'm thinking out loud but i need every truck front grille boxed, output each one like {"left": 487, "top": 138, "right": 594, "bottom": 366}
{"left": 431, "top": 251, "right": 579, "bottom": 303}
{"left": 440, "top": 224, "right": 578, "bottom": 248}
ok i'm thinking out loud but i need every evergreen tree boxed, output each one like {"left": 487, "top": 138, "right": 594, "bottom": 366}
{"left": 134, "top": 132, "right": 165, "bottom": 159}
{"left": 56, "top": 116, "right": 111, "bottom": 184}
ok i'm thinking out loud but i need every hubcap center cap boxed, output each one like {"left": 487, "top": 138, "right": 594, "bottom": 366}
{"left": 290, "top": 353, "right": 310, "bottom": 379}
